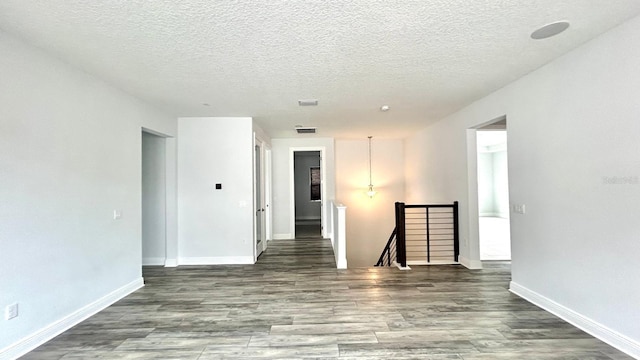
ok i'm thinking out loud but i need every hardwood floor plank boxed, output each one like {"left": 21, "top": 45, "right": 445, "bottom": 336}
{"left": 248, "top": 333, "right": 378, "bottom": 347}
{"left": 374, "top": 329, "right": 507, "bottom": 342}
{"left": 198, "top": 344, "right": 339, "bottom": 359}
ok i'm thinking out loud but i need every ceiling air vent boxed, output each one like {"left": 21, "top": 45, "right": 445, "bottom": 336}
{"left": 298, "top": 99, "right": 318, "bottom": 106}
{"left": 295, "top": 126, "right": 317, "bottom": 134}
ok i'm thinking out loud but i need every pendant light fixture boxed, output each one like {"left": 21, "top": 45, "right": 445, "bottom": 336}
{"left": 367, "top": 136, "right": 376, "bottom": 198}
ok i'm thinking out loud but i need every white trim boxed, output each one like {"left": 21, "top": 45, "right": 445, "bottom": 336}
{"left": 178, "top": 256, "right": 254, "bottom": 265}
{"left": 407, "top": 260, "right": 460, "bottom": 266}
{"left": 393, "top": 261, "right": 411, "bottom": 271}
{"left": 459, "top": 255, "right": 483, "bottom": 269}
{"left": 273, "top": 233, "right": 293, "bottom": 240}
{"left": 0, "top": 278, "right": 143, "bottom": 360}
{"left": 164, "top": 258, "right": 178, "bottom": 267}
{"left": 466, "top": 128, "right": 482, "bottom": 268}
{"left": 479, "top": 212, "right": 501, "bottom": 217}
{"left": 142, "top": 257, "right": 165, "bottom": 266}
{"left": 164, "top": 137, "right": 178, "bottom": 270}
{"left": 332, "top": 202, "right": 348, "bottom": 269}
{"left": 510, "top": 282, "right": 640, "bottom": 359}
{"left": 264, "top": 146, "right": 273, "bottom": 242}
{"left": 253, "top": 134, "right": 264, "bottom": 262}
{"left": 295, "top": 216, "right": 322, "bottom": 221}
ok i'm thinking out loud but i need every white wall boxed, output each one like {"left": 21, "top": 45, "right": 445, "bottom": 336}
{"left": 492, "top": 150, "right": 509, "bottom": 218}
{"left": 294, "top": 152, "right": 321, "bottom": 221}
{"left": 142, "top": 132, "right": 167, "bottom": 265}
{"left": 477, "top": 134, "right": 509, "bottom": 218}
{"left": 477, "top": 152, "right": 495, "bottom": 215}
{"left": 336, "top": 139, "right": 404, "bottom": 268}
{"left": 177, "top": 117, "right": 254, "bottom": 264}
{"left": 0, "top": 30, "right": 176, "bottom": 356}
{"left": 405, "top": 16, "right": 640, "bottom": 356}
{"left": 271, "top": 138, "right": 335, "bottom": 239}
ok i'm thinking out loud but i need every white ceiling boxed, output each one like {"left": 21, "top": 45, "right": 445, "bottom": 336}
{"left": 1, "top": 1, "right": 639, "bottom": 139}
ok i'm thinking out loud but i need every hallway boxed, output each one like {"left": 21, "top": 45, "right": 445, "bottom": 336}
{"left": 294, "top": 220, "right": 323, "bottom": 240}
{"left": 22, "top": 240, "right": 631, "bottom": 359}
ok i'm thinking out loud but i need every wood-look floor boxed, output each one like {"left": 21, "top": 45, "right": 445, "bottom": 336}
{"left": 22, "top": 239, "right": 632, "bottom": 359}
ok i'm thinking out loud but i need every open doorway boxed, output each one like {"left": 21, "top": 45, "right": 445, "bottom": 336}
{"left": 476, "top": 122, "right": 511, "bottom": 261}
{"left": 293, "top": 151, "right": 322, "bottom": 239}
{"left": 254, "top": 136, "right": 273, "bottom": 261}
{"left": 141, "top": 131, "right": 167, "bottom": 265}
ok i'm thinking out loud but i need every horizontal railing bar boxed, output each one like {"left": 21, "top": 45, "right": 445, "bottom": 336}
{"left": 404, "top": 204, "right": 455, "bottom": 209}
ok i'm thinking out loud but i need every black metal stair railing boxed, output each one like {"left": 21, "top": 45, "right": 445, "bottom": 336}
{"left": 375, "top": 228, "right": 397, "bottom": 266}
{"left": 375, "top": 201, "right": 459, "bottom": 267}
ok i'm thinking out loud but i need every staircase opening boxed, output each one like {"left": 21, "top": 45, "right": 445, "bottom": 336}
{"left": 376, "top": 201, "right": 459, "bottom": 268}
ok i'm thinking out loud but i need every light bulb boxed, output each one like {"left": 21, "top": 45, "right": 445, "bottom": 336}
{"left": 367, "top": 184, "right": 376, "bottom": 198}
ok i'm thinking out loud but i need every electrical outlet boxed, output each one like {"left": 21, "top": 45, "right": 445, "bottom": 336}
{"left": 113, "top": 210, "right": 122, "bottom": 220}
{"left": 5, "top": 303, "right": 18, "bottom": 320}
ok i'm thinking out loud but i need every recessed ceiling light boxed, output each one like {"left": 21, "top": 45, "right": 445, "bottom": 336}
{"left": 298, "top": 99, "right": 318, "bottom": 106}
{"left": 380, "top": 105, "right": 390, "bottom": 112}
{"left": 531, "top": 21, "right": 570, "bottom": 40}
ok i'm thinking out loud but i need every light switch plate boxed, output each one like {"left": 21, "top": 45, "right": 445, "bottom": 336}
{"left": 512, "top": 204, "right": 526, "bottom": 214}
{"left": 5, "top": 303, "right": 18, "bottom": 320}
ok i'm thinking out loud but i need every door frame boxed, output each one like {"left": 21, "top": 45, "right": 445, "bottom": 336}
{"left": 465, "top": 115, "right": 507, "bottom": 269}
{"left": 476, "top": 128, "right": 510, "bottom": 261}
{"left": 254, "top": 134, "right": 270, "bottom": 261}
{"left": 141, "top": 127, "right": 177, "bottom": 268}
{"left": 289, "top": 147, "right": 327, "bottom": 239}
{"left": 264, "top": 146, "right": 273, "bottom": 243}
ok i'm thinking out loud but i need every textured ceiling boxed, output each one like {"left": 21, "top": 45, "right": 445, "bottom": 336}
{"left": 1, "top": 1, "right": 639, "bottom": 139}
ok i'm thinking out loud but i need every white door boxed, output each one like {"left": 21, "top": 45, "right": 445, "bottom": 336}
{"left": 255, "top": 143, "right": 264, "bottom": 257}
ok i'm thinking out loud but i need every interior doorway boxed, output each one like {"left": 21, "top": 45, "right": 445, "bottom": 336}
{"left": 254, "top": 137, "right": 270, "bottom": 260}
{"left": 255, "top": 143, "right": 264, "bottom": 256}
{"left": 293, "top": 151, "right": 322, "bottom": 239}
{"left": 476, "top": 122, "right": 511, "bottom": 261}
{"left": 141, "top": 131, "right": 167, "bottom": 265}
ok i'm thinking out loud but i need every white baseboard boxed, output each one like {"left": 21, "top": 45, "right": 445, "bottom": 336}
{"left": 178, "top": 256, "right": 254, "bottom": 265}
{"left": 510, "top": 281, "right": 640, "bottom": 359}
{"left": 295, "top": 216, "right": 321, "bottom": 221}
{"left": 142, "top": 257, "right": 165, "bottom": 266}
{"left": 479, "top": 213, "right": 509, "bottom": 219}
{"left": 479, "top": 212, "right": 499, "bottom": 217}
{"left": 459, "top": 255, "right": 483, "bottom": 269}
{"left": 0, "top": 278, "right": 143, "bottom": 360}
{"left": 273, "top": 233, "right": 293, "bottom": 240}
{"left": 164, "top": 258, "right": 178, "bottom": 267}
{"left": 393, "top": 261, "right": 412, "bottom": 271}
{"left": 407, "top": 260, "right": 460, "bottom": 266}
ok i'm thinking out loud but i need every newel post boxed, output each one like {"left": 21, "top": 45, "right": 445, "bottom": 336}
{"left": 395, "top": 202, "right": 406, "bottom": 268}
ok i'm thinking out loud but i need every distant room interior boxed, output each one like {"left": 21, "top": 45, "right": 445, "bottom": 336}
{"left": 477, "top": 130, "right": 511, "bottom": 261}
{"left": 294, "top": 151, "right": 322, "bottom": 239}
